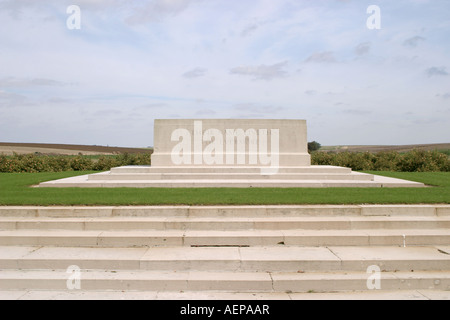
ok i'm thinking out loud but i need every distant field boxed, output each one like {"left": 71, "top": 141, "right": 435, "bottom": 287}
{"left": 1, "top": 142, "right": 449, "bottom": 156}
{"left": 0, "top": 143, "right": 151, "bottom": 156}
{"left": 320, "top": 143, "right": 450, "bottom": 153}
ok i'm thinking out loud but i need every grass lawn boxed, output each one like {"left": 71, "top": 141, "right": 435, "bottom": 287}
{"left": 0, "top": 171, "right": 449, "bottom": 206}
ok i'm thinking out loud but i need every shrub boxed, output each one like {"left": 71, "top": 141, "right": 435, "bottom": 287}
{"left": 311, "top": 149, "right": 450, "bottom": 172}
{"left": 92, "top": 156, "right": 120, "bottom": 171}
{"left": 0, "top": 150, "right": 447, "bottom": 173}
{"left": 308, "top": 141, "right": 322, "bottom": 153}
{"left": 0, "top": 153, "right": 152, "bottom": 173}
{"left": 70, "top": 155, "right": 94, "bottom": 171}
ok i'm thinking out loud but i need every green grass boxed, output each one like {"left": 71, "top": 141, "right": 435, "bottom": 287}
{"left": 0, "top": 171, "right": 449, "bottom": 206}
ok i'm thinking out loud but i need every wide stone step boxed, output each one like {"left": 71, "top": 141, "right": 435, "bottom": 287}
{"left": 0, "top": 205, "right": 450, "bottom": 219}
{"left": 3, "top": 206, "right": 447, "bottom": 218}
{"left": 1, "top": 246, "right": 449, "bottom": 272}
{"left": 1, "top": 217, "right": 449, "bottom": 231}
{"left": 41, "top": 179, "right": 386, "bottom": 188}
{"left": 88, "top": 172, "right": 374, "bottom": 181}
{"left": 3, "top": 289, "right": 450, "bottom": 300}
{"left": 39, "top": 165, "right": 426, "bottom": 188}
{"left": 0, "top": 269, "right": 449, "bottom": 292}
{"left": 110, "top": 166, "right": 353, "bottom": 174}
{"left": 0, "top": 229, "right": 449, "bottom": 247}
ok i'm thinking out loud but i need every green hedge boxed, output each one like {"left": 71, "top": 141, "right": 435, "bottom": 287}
{"left": 0, "top": 153, "right": 152, "bottom": 173}
{"left": 0, "top": 150, "right": 448, "bottom": 173}
{"left": 311, "top": 150, "right": 450, "bottom": 172}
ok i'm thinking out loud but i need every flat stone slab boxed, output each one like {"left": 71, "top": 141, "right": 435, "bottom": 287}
{"left": 1, "top": 205, "right": 448, "bottom": 218}
{"left": 38, "top": 170, "right": 425, "bottom": 188}
{"left": 2, "top": 246, "right": 449, "bottom": 272}
{"left": 2, "top": 289, "right": 449, "bottom": 300}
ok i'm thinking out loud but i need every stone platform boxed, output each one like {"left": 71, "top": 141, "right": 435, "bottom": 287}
{"left": 38, "top": 165, "right": 425, "bottom": 188}
{"left": 38, "top": 120, "right": 426, "bottom": 188}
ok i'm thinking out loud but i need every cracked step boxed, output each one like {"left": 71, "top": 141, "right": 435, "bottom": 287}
{"left": 1, "top": 229, "right": 449, "bottom": 247}
{"left": 0, "top": 269, "right": 449, "bottom": 292}
{"left": 1, "top": 246, "right": 449, "bottom": 272}
{"left": 2, "top": 290, "right": 450, "bottom": 300}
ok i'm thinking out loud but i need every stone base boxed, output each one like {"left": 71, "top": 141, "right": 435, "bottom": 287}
{"left": 38, "top": 165, "right": 425, "bottom": 188}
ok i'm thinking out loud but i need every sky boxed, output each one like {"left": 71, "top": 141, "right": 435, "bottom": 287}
{"left": 0, "top": 0, "right": 449, "bottom": 148}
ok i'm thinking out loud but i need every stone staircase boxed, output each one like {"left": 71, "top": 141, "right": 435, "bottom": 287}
{"left": 0, "top": 205, "right": 449, "bottom": 299}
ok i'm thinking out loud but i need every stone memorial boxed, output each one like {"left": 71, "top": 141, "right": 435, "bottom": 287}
{"left": 39, "top": 119, "right": 425, "bottom": 188}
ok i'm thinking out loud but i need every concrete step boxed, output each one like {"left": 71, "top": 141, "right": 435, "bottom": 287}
{"left": 2, "top": 205, "right": 447, "bottom": 218}
{"left": 1, "top": 206, "right": 448, "bottom": 298}
{"left": 40, "top": 178, "right": 426, "bottom": 188}
{"left": 3, "top": 289, "right": 450, "bottom": 300}
{"left": 110, "top": 166, "right": 353, "bottom": 174}
{"left": 39, "top": 166, "right": 426, "bottom": 188}
{"left": 88, "top": 172, "right": 374, "bottom": 181}
{"left": 40, "top": 178, "right": 385, "bottom": 188}
{"left": 1, "top": 246, "right": 449, "bottom": 272}
{"left": 0, "top": 269, "right": 449, "bottom": 292}
{"left": 0, "top": 229, "right": 449, "bottom": 247}
{"left": 1, "top": 216, "right": 449, "bottom": 231}
{"left": 1, "top": 246, "right": 449, "bottom": 293}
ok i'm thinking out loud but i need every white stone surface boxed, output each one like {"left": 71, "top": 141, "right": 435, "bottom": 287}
{"left": 38, "top": 171, "right": 425, "bottom": 188}
{"left": 151, "top": 119, "right": 311, "bottom": 167}
{"left": 1, "top": 205, "right": 449, "bottom": 299}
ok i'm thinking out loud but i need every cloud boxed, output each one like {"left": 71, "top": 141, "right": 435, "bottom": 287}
{"left": 125, "top": 0, "right": 199, "bottom": 25}
{"left": 0, "top": 0, "right": 38, "bottom": 18}
{"left": 234, "top": 104, "right": 284, "bottom": 114}
{"left": 230, "top": 61, "right": 288, "bottom": 80}
{"left": 412, "top": 118, "right": 442, "bottom": 125}
{"left": 137, "top": 103, "right": 168, "bottom": 109}
{"left": 195, "top": 109, "right": 216, "bottom": 116}
{"left": 182, "top": 68, "right": 207, "bottom": 79}
{"left": 343, "top": 109, "right": 372, "bottom": 116}
{"left": 304, "top": 51, "right": 336, "bottom": 63}
{"left": 240, "top": 19, "right": 271, "bottom": 37}
{"left": 93, "top": 108, "right": 122, "bottom": 117}
{"left": 0, "top": 90, "right": 31, "bottom": 108}
{"left": 0, "top": 77, "right": 66, "bottom": 87}
{"left": 403, "top": 36, "right": 426, "bottom": 48}
{"left": 241, "top": 23, "right": 260, "bottom": 37}
{"left": 46, "top": 97, "right": 72, "bottom": 104}
{"left": 436, "top": 93, "right": 450, "bottom": 100}
{"left": 426, "top": 67, "right": 448, "bottom": 77}
{"left": 355, "top": 43, "right": 371, "bottom": 56}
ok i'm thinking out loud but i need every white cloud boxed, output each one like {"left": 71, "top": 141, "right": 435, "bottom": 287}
{"left": 230, "top": 62, "right": 288, "bottom": 81}
{"left": 403, "top": 36, "right": 426, "bottom": 48}
{"left": 182, "top": 68, "right": 207, "bottom": 79}
{"left": 125, "top": 0, "right": 200, "bottom": 25}
{"left": 0, "top": 77, "right": 66, "bottom": 87}
{"left": 355, "top": 43, "right": 371, "bottom": 56}
{"left": 304, "top": 51, "right": 337, "bottom": 63}
{"left": 426, "top": 67, "right": 448, "bottom": 77}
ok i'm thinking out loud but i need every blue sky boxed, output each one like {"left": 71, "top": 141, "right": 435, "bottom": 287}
{"left": 0, "top": 0, "right": 449, "bottom": 147}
